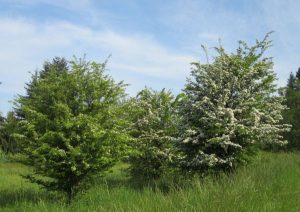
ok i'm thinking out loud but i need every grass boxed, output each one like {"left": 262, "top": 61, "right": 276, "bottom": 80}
{"left": 1, "top": 152, "right": 300, "bottom": 211}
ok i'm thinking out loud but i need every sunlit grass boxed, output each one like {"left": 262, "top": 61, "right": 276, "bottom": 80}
{"left": 1, "top": 152, "right": 300, "bottom": 211}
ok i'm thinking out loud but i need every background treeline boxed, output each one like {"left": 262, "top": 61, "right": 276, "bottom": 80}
{"left": 280, "top": 69, "right": 300, "bottom": 150}
{"left": 0, "top": 33, "right": 297, "bottom": 202}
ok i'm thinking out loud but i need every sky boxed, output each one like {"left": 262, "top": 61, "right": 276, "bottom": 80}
{"left": 0, "top": 0, "right": 299, "bottom": 114}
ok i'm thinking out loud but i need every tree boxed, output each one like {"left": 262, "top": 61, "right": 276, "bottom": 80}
{"left": 128, "top": 88, "right": 181, "bottom": 181}
{"left": 178, "top": 33, "right": 289, "bottom": 174}
{"left": 15, "top": 57, "right": 69, "bottom": 118}
{"left": 281, "top": 70, "right": 300, "bottom": 150}
{"left": 0, "top": 113, "right": 6, "bottom": 152}
{"left": 15, "top": 57, "right": 129, "bottom": 201}
{"left": 0, "top": 112, "right": 19, "bottom": 154}
{"left": 287, "top": 73, "right": 297, "bottom": 90}
{"left": 296, "top": 68, "right": 300, "bottom": 80}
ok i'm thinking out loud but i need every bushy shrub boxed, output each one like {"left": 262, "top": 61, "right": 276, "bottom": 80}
{"left": 128, "top": 88, "right": 181, "bottom": 181}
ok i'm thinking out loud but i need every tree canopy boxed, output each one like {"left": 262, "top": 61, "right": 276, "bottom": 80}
{"left": 128, "top": 88, "right": 181, "bottom": 180}
{"left": 15, "top": 57, "right": 129, "bottom": 201}
{"left": 178, "top": 33, "right": 289, "bottom": 173}
{"left": 281, "top": 69, "right": 300, "bottom": 150}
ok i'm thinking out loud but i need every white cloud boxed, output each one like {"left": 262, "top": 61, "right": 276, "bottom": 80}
{"left": 0, "top": 18, "right": 194, "bottom": 113}
{"left": 2, "top": 0, "right": 300, "bottom": 113}
{"left": 0, "top": 18, "right": 194, "bottom": 77}
{"left": 94, "top": 31, "right": 194, "bottom": 78}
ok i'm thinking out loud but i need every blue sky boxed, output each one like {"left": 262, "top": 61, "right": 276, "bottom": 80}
{"left": 0, "top": 0, "right": 299, "bottom": 114}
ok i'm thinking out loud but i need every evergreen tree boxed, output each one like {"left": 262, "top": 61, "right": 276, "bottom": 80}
{"left": 296, "top": 68, "right": 300, "bottom": 80}
{"left": 0, "top": 113, "right": 5, "bottom": 153}
{"left": 0, "top": 112, "right": 19, "bottom": 154}
{"left": 282, "top": 70, "right": 300, "bottom": 150}
{"left": 15, "top": 58, "right": 129, "bottom": 201}
{"left": 287, "top": 73, "right": 296, "bottom": 90}
{"left": 178, "top": 33, "right": 289, "bottom": 174}
{"left": 16, "top": 57, "right": 69, "bottom": 118}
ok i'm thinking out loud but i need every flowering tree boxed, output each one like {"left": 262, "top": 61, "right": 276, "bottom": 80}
{"left": 128, "top": 88, "right": 181, "bottom": 180}
{"left": 178, "top": 33, "right": 290, "bottom": 173}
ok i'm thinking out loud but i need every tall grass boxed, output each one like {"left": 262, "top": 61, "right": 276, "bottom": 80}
{"left": 1, "top": 152, "right": 300, "bottom": 211}
{"left": 0, "top": 150, "right": 8, "bottom": 163}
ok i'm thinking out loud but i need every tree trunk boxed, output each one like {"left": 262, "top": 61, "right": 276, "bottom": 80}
{"left": 66, "top": 188, "right": 74, "bottom": 204}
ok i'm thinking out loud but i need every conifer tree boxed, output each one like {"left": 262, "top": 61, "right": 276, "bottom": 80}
{"left": 0, "top": 112, "right": 19, "bottom": 153}
{"left": 296, "top": 68, "right": 300, "bottom": 80}
{"left": 0, "top": 113, "right": 6, "bottom": 153}
{"left": 282, "top": 70, "right": 300, "bottom": 149}
{"left": 178, "top": 33, "right": 289, "bottom": 173}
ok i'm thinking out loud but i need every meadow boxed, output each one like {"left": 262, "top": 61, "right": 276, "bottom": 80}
{"left": 0, "top": 151, "right": 300, "bottom": 211}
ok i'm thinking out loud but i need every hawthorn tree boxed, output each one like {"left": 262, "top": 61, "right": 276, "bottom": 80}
{"left": 128, "top": 88, "right": 181, "bottom": 181}
{"left": 178, "top": 33, "right": 290, "bottom": 174}
{"left": 15, "top": 57, "right": 129, "bottom": 201}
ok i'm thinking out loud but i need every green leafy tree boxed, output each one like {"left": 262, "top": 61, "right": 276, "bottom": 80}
{"left": 128, "top": 88, "right": 181, "bottom": 181}
{"left": 281, "top": 71, "right": 300, "bottom": 150}
{"left": 15, "top": 57, "right": 129, "bottom": 201}
{"left": 178, "top": 33, "right": 289, "bottom": 174}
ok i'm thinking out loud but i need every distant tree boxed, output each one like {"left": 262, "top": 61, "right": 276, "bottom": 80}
{"left": 0, "top": 113, "right": 5, "bottom": 152}
{"left": 0, "top": 112, "right": 19, "bottom": 154}
{"left": 15, "top": 57, "right": 129, "bottom": 202}
{"left": 178, "top": 33, "right": 289, "bottom": 174}
{"left": 296, "top": 68, "right": 300, "bottom": 80}
{"left": 287, "top": 73, "right": 296, "bottom": 89}
{"left": 281, "top": 70, "right": 300, "bottom": 150}
{"left": 128, "top": 88, "right": 181, "bottom": 181}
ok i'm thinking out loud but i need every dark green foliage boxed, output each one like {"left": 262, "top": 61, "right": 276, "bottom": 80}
{"left": 0, "top": 112, "right": 19, "bottom": 154}
{"left": 296, "top": 68, "right": 300, "bottom": 80}
{"left": 128, "top": 88, "right": 181, "bottom": 181}
{"left": 14, "top": 57, "right": 129, "bottom": 201}
{"left": 281, "top": 71, "right": 300, "bottom": 150}
{"left": 15, "top": 57, "right": 69, "bottom": 118}
{"left": 0, "top": 114, "right": 5, "bottom": 152}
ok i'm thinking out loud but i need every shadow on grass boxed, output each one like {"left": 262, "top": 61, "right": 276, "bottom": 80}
{"left": 96, "top": 172, "right": 190, "bottom": 195}
{"left": 0, "top": 188, "right": 64, "bottom": 207}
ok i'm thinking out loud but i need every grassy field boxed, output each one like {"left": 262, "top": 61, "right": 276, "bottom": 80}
{"left": 0, "top": 152, "right": 300, "bottom": 211}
